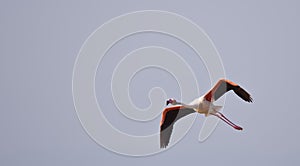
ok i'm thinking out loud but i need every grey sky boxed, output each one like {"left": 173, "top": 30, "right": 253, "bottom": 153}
{"left": 1, "top": 0, "right": 299, "bottom": 165}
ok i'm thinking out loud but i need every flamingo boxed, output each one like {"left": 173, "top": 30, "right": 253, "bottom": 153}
{"left": 160, "top": 79, "right": 252, "bottom": 148}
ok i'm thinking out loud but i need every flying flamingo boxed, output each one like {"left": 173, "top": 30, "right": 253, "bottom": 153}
{"left": 160, "top": 79, "right": 252, "bottom": 148}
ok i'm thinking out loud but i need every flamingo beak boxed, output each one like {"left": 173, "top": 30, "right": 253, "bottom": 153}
{"left": 166, "top": 100, "right": 170, "bottom": 105}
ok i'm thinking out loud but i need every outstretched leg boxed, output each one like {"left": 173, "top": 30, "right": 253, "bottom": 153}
{"left": 211, "top": 112, "right": 243, "bottom": 130}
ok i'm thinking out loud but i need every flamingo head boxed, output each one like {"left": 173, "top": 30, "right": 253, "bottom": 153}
{"left": 166, "top": 98, "right": 177, "bottom": 105}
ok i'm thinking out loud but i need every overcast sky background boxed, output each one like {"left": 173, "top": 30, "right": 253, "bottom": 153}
{"left": 1, "top": 0, "right": 300, "bottom": 165}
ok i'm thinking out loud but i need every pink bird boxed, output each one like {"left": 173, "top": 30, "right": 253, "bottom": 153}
{"left": 160, "top": 79, "right": 252, "bottom": 148}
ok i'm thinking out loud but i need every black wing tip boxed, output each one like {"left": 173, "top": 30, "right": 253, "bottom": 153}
{"left": 244, "top": 95, "right": 253, "bottom": 103}
{"left": 249, "top": 96, "right": 253, "bottom": 102}
{"left": 160, "top": 144, "right": 168, "bottom": 149}
{"left": 160, "top": 137, "right": 169, "bottom": 148}
{"left": 160, "top": 126, "right": 171, "bottom": 149}
{"left": 235, "top": 86, "right": 253, "bottom": 103}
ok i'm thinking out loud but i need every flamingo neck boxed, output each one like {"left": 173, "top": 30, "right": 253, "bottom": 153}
{"left": 176, "top": 102, "right": 196, "bottom": 109}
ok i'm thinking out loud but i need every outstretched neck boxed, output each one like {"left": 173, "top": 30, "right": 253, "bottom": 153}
{"left": 176, "top": 102, "right": 194, "bottom": 109}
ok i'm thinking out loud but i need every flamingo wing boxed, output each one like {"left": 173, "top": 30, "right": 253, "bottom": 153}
{"left": 204, "top": 79, "right": 253, "bottom": 102}
{"left": 160, "top": 106, "right": 195, "bottom": 148}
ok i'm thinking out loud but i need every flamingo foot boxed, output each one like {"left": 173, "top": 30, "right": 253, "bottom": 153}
{"left": 234, "top": 126, "right": 243, "bottom": 130}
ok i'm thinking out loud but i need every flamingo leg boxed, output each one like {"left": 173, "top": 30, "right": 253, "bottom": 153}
{"left": 211, "top": 112, "right": 243, "bottom": 130}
